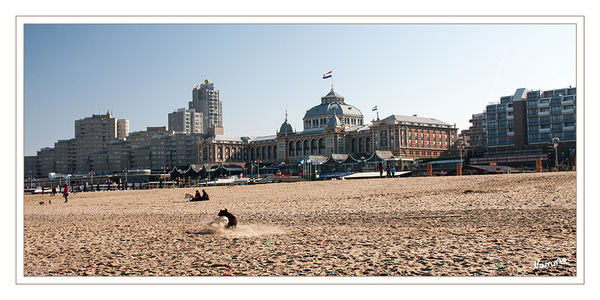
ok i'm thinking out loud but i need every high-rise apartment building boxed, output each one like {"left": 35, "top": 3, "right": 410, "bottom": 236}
{"left": 525, "top": 87, "right": 576, "bottom": 144}
{"left": 74, "top": 112, "right": 129, "bottom": 172}
{"left": 168, "top": 108, "right": 203, "bottom": 134}
{"left": 483, "top": 87, "right": 576, "bottom": 147}
{"left": 189, "top": 80, "right": 223, "bottom": 137}
{"left": 36, "top": 147, "right": 55, "bottom": 177}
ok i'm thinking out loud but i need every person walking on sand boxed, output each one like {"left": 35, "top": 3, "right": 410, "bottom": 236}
{"left": 379, "top": 165, "right": 384, "bottom": 177}
{"left": 62, "top": 184, "right": 69, "bottom": 203}
{"left": 51, "top": 186, "right": 57, "bottom": 196}
{"left": 391, "top": 167, "right": 396, "bottom": 178}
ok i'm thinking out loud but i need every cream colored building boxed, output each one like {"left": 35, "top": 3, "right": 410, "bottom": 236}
{"left": 74, "top": 112, "right": 129, "bottom": 173}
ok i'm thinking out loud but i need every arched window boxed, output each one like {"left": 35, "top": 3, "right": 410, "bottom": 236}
{"left": 311, "top": 139, "right": 317, "bottom": 155}
{"left": 380, "top": 130, "right": 388, "bottom": 148}
{"left": 351, "top": 138, "right": 357, "bottom": 153}
{"left": 251, "top": 148, "right": 255, "bottom": 161}
{"left": 303, "top": 140, "right": 309, "bottom": 156}
{"left": 225, "top": 147, "right": 230, "bottom": 160}
{"left": 217, "top": 147, "right": 223, "bottom": 160}
{"left": 244, "top": 148, "right": 248, "bottom": 160}
{"left": 203, "top": 147, "right": 208, "bottom": 161}
{"left": 296, "top": 140, "right": 302, "bottom": 156}
{"left": 267, "top": 146, "right": 272, "bottom": 160}
{"left": 366, "top": 137, "right": 371, "bottom": 153}
{"left": 359, "top": 137, "right": 365, "bottom": 153}
{"left": 318, "top": 138, "right": 325, "bottom": 154}
{"left": 262, "top": 146, "right": 266, "bottom": 160}
{"left": 289, "top": 141, "right": 295, "bottom": 156}
{"left": 273, "top": 145, "right": 277, "bottom": 159}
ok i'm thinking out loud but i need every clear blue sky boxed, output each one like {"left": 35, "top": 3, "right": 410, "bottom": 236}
{"left": 24, "top": 24, "right": 575, "bottom": 156}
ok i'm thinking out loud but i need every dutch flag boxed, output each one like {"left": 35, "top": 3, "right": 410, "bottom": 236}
{"left": 323, "top": 71, "right": 332, "bottom": 79}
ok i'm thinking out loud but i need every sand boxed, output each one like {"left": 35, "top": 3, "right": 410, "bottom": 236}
{"left": 23, "top": 172, "right": 576, "bottom": 277}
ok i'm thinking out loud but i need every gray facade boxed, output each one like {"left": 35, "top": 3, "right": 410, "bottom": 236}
{"left": 303, "top": 88, "right": 364, "bottom": 130}
{"left": 484, "top": 87, "right": 576, "bottom": 147}
{"left": 168, "top": 108, "right": 203, "bottom": 134}
{"left": 525, "top": 88, "right": 576, "bottom": 144}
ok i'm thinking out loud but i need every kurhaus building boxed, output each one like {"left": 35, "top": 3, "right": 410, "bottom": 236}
{"left": 197, "top": 88, "right": 458, "bottom": 165}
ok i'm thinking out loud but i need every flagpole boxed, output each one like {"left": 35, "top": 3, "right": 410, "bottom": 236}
{"left": 331, "top": 68, "right": 334, "bottom": 90}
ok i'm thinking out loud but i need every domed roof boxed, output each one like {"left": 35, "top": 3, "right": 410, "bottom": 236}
{"left": 304, "top": 102, "right": 363, "bottom": 119}
{"left": 304, "top": 88, "right": 363, "bottom": 119}
{"left": 279, "top": 120, "right": 293, "bottom": 133}
{"left": 279, "top": 111, "right": 294, "bottom": 133}
{"left": 327, "top": 114, "right": 343, "bottom": 128}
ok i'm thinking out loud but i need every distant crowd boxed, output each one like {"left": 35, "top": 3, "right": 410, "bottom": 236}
{"left": 378, "top": 165, "right": 397, "bottom": 178}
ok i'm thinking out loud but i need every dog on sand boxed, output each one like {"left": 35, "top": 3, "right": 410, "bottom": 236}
{"left": 217, "top": 209, "right": 237, "bottom": 229}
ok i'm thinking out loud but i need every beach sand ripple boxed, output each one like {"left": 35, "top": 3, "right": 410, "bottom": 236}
{"left": 24, "top": 172, "right": 576, "bottom": 276}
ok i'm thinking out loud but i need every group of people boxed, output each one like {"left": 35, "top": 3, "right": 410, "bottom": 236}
{"left": 378, "top": 165, "right": 397, "bottom": 178}
{"left": 191, "top": 189, "right": 210, "bottom": 201}
{"left": 48, "top": 184, "right": 69, "bottom": 203}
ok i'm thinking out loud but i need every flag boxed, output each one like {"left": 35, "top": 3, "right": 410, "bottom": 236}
{"left": 306, "top": 158, "right": 312, "bottom": 164}
{"left": 372, "top": 106, "right": 378, "bottom": 111}
{"left": 322, "top": 71, "right": 332, "bottom": 79}
{"left": 299, "top": 159, "right": 305, "bottom": 165}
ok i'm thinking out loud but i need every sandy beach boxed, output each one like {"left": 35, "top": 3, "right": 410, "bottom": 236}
{"left": 23, "top": 172, "right": 576, "bottom": 277}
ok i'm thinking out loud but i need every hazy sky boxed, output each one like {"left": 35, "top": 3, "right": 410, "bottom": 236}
{"left": 24, "top": 24, "right": 575, "bottom": 155}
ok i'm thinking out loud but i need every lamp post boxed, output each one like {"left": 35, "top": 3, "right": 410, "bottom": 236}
{"left": 552, "top": 137, "right": 560, "bottom": 171}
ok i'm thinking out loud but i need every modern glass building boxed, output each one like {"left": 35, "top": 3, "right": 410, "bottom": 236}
{"left": 483, "top": 87, "right": 576, "bottom": 147}
{"left": 525, "top": 87, "right": 576, "bottom": 144}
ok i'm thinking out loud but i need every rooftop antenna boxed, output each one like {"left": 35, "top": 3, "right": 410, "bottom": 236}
{"left": 285, "top": 109, "right": 288, "bottom": 122}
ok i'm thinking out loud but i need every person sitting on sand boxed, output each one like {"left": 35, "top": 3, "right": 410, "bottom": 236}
{"left": 193, "top": 190, "right": 201, "bottom": 200}
{"left": 191, "top": 189, "right": 209, "bottom": 201}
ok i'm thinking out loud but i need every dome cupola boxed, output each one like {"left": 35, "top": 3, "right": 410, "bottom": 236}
{"left": 279, "top": 111, "right": 294, "bottom": 133}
